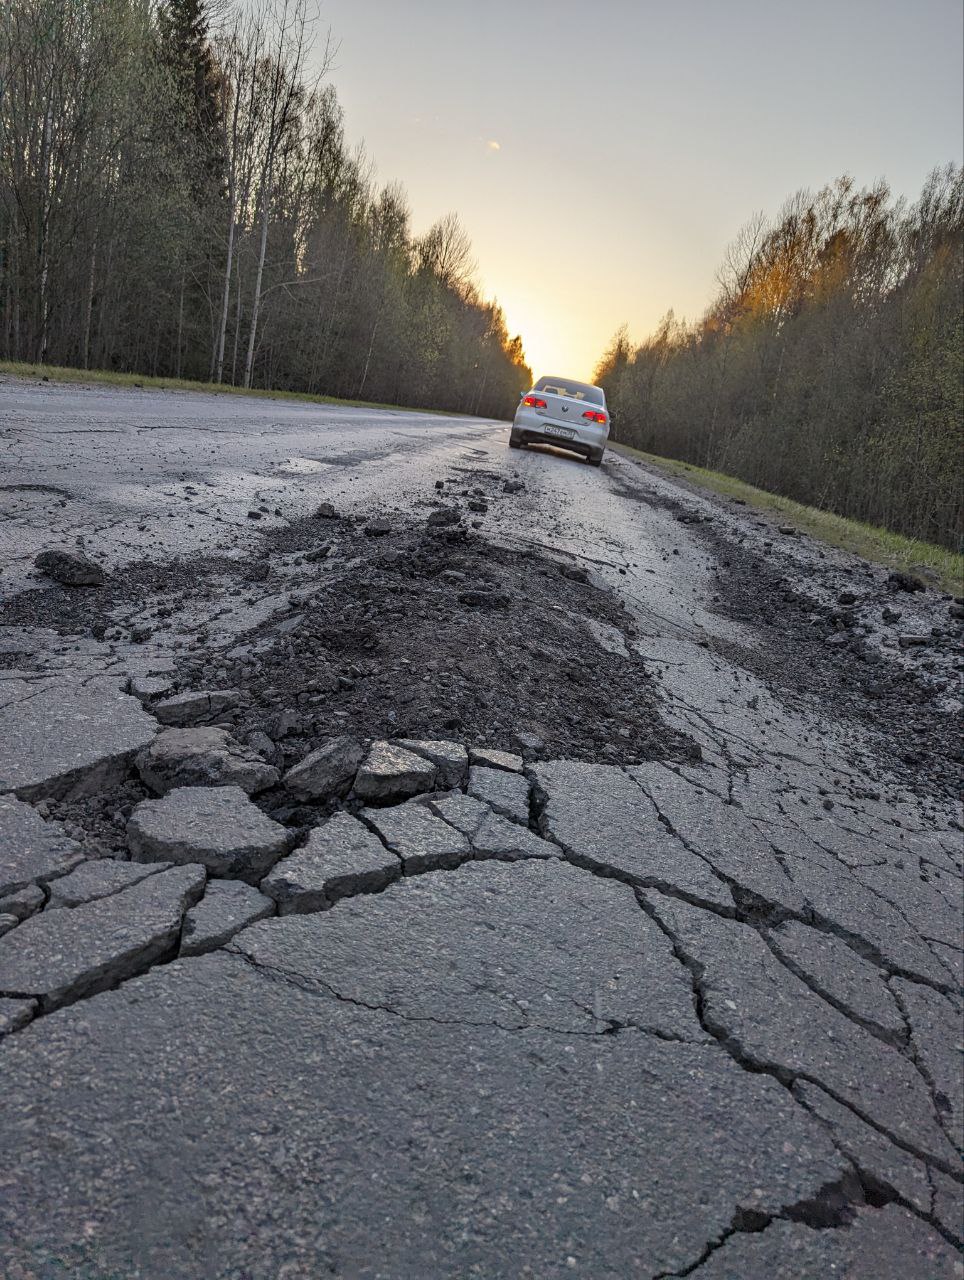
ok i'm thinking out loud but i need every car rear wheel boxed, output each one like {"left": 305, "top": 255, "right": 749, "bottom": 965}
{"left": 587, "top": 450, "right": 604, "bottom": 468}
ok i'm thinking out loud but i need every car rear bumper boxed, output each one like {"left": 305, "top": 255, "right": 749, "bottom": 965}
{"left": 511, "top": 406, "right": 608, "bottom": 457}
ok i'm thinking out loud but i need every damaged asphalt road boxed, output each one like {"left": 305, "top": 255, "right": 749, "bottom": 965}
{"left": 0, "top": 378, "right": 961, "bottom": 1278}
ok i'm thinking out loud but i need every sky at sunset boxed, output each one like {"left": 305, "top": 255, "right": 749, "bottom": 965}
{"left": 317, "top": 0, "right": 963, "bottom": 381}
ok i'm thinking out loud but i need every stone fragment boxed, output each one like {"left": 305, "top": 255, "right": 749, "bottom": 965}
{"left": 313, "top": 501, "right": 337, "bottom": 519}
{"left": 531, "top": 761, "right": 731, "bottom": 909}
{"left": 34, "top": 549, "right": 103, "bottom": 585}
{"left": 152, "top": 690, "right": 241, "bottom": 726}
{"left": 467, "top": 765, "right": 530, "bottom": 824}
{"left": 457, "top": 588, "right": 510, "bottom": 608}
{"left": 395, "top": 739, "right": 468, "bottom": 787}
{"left": 429, "top": 792, "right": 558, "bottom": 860}
{"left": 0, "top": 882, "right": 45, "bottom": 921}
{"left": 0, "top": 996, "right": 36, "bottom": 1036}
{"left": 352, "top": 741, "right": 437, "bottom": 805}
{"left": 793, "top": 1081, "right": 932, "bottom": 1218}
{"left": 283, "top": 736, "right": 364, "bottom": 802}
{"left": 0, "top": 914, "right": 17, "bottom": 937}
{"left": 362, "top": 802, "right": 470, "bottom": 873}
{"left": 47, "top": 858, "right": 169, "bottom": 909}
{"left": 180, "top": 881, "right": 274, "bottom": 957}
{"left": 642, "top": 892, "right": 959, "bottom": 1170}
{"left": 767, "top": 921, "right": 905, "bottom": 1042}
{"left": 692, "top": 1206, "right": 956, "bottom": 1280}
{"left": 137, "top": 727, "right": 279, "bottom": 795}
{"left": 426, "top": 507, "right": 460, "bottom": 528}
{"left": 0, "top": 864, "right": 205, "bottom": 1011}
{"left": 237, "top": 860, "right": 706, "bottom": 1039}
{"left": 0, "top": 679, "right": 157, "bottom": 801}
{"left": 0, "top": 795, "right": 83, "bottom": 896}
{"left": 128, "top": 786, "right": 287, "bottom": 880}
{"left": 468, "top": 746, "right": 524, "bottom": 773}
{"left": 364, "top": 518, "right": 391, "bottom": 537}
{"left": 261, "top": 813, "right": 399, "bottom": 913}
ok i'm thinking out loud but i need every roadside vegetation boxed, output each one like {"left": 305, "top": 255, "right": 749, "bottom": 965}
{"left": 0, "top": 0, "right": 531, "bottom": 417}
{"left": 596, "top": 170, "right": 963, "bottom": 551}
{"left": 612, "top": 442, "right": 964, "bottom": 594}
{"left": 0, "top": 360, "right": 456, "bottom": 415}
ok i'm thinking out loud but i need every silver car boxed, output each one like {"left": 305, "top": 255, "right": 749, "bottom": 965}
{"left": 509, "top": 375, "right": 609, "bottom": 467}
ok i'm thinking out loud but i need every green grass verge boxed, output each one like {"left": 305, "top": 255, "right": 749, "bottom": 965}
{"left": 611, "top": 441, "right": 964, "bottom": 595}
{"left": 0, "top": 359, "right": 455, "bottom": 416}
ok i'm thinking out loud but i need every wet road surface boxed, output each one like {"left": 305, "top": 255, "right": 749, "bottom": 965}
{"left": 0, "top": 378, "right": 961, "bottom": 1277}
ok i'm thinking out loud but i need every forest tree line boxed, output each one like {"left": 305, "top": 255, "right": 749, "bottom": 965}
{"left": 595, "top": 169, "right": 963, "bottom": 549}
{"left": 0, "top": 0, "right": 531, "bottom": 416}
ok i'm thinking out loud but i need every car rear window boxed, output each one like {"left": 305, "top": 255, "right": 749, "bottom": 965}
{"left": 534, "top": 377, "right": 605, "bottom": 406}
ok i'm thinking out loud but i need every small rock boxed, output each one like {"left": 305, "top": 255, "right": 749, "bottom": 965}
{"left": 778, "top": 525, "right": 796, "bottom": 536}
{"left": 427, "top": 507, "right": 460, "bottom": 528}
{"left": 886, "top": 571, "right": 925, "bottom": 593}
{"left": 949, "top": 604, "right": 964, "bottom": 621}
{"left": 503, "top": 480, "right": 525, "bottom": 494}
{"left": 304, "top": 544, "right": 330, "bottom": 563}
{"left": 825, "top": 633, "right": 850, "bottom": 648}
{"left": 881, "top": 607, "right": 902, "bottom": 624}
{"left": 457, "top": 589, "right": 511, "bottom": 609}
{"left": 179, "top": 880, "right": 274, "bottom": 956}
{"left": 313, "top": 501, "right": 337, "bottom": 519}
{"left": 838, "top": 592, "right": 858, "bottom": 606}
{"left": 467, "top": 500, "right": 488, "bottom": 514}
{"left": 897, "top": 635, "right": 929, "bottom": 649}
{"left": 34, "top": 549, "right": 104, "bottom": 586}
{"left": 127, "top": 786, "right": 288, "bottom": 880}
{"left": 246, "top": 510, "right": 263, "bottom": 520}
{"left": 261, "top": 813, "right": 399, "bottom": 913}
{"left": 283, "top": 736, "right": 365, "bottom": 802}
{"left": 434, "top": 480, "right": 444, "bottom": 491}
{"left": 364, "top": 518, "right": 391, "bottom": 537}
{"left": 130, "top": 624, "right": 152, "bottom": 643}
{"left": 137, "top": 727, "right": 279, "bottom": 795}
{"left": 352, "top": 742, "right": 438, "bottom": 805}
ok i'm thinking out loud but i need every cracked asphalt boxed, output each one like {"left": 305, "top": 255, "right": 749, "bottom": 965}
{"left": 0, "top": 377, "right": 961, "bottom": 1278}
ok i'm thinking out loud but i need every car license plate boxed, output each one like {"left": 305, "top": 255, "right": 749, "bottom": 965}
{"left": 543, "top": 424, "right": 575, "bottom": 440}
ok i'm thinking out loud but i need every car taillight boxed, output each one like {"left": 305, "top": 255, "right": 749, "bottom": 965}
{"left": 582, "top": 410, "right": 607, "bottom": 424}
{"left": 523, "top": 395, "right": 547, "bottom": 408}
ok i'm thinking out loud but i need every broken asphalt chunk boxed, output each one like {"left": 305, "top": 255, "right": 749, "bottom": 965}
{"left": 137, "top": 727, "right": 280, "bottom": 795}
{"left": 352, "top": 741, "right": 437, "bottom": 805}
{"left": 127, "top": 786, "right": 288, "bottom": 880}
{"left": 283, "top": 736, "right": 365, "bottom": 803}
{"left": 0, "top": 864, "right": 205, "bottom": 1012}
{"left": 261, "top": 812, "right": 399, "bottom": 913}
{"left": 0, "top": 795, "right": 83, "bottom": 897}
{"left": 179, "top": 880, "right": 274, "bottom": 956}
{"left": 34, "top": 548, "right": 104, "bottom": 586}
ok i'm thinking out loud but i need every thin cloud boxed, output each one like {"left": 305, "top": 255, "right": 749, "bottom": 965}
{"left": 486, "top": 139, "right": 501, "bottom": 152}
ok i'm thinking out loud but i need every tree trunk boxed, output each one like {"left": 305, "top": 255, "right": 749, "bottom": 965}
{"left": 243, "top": 180, "right": 269, "bottom": 389}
